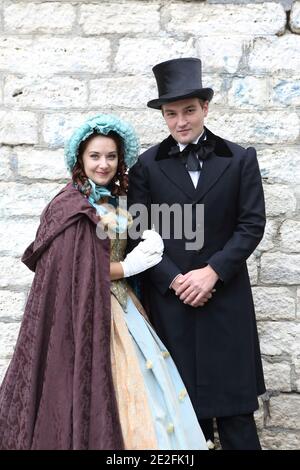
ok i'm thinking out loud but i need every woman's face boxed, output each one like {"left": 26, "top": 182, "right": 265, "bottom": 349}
{"left": 82, "top": 135, "right": 118, "bottom": 186}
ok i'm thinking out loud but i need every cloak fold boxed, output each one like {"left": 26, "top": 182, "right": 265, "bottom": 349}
{"left": 0, "top": 183, "right": 124, "bottom": 450}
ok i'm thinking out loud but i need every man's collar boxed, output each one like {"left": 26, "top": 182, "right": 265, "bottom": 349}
{"left": 178, "top": 129, "right": 205, "bottom": 152}
{"left": 155, "top": 127, "right": 233, "bottom": 161}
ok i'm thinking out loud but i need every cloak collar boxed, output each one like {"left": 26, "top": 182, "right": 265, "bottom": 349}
{"left": 22, "top": 182, "right": 103, "bottom": 271}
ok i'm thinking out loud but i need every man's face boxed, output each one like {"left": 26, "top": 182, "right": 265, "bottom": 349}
{"left": 162, "top": 98, "right": 209, "bottom": 144}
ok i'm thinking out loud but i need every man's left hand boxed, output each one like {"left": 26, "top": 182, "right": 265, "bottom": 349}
{"left": 174, "top": 265, "right": 219, "bottom": 308}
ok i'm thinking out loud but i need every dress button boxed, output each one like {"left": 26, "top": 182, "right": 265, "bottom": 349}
{"left": 146, "top": 360, "right": 153, "bottom": 369}
{"left": 178, "top": 389, "right": 187, "bottom": 402}
{"left": 162, "top": 351, "right": 170, "bottom": 358}
{"left": 166, "top": 423, "right": 174, "bottom": 434}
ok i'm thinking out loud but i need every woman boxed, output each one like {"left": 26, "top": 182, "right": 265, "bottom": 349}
{"left": 0, "top": 114, "right": 207, "bottom": 450}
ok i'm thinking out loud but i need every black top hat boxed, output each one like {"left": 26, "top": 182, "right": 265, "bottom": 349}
{"left": 147, "top": 57, "right": 214, "bottom": 110}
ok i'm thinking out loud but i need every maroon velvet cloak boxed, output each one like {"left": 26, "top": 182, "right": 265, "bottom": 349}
{"left": 0, "top": 182, "right": 124, "bottom": 450}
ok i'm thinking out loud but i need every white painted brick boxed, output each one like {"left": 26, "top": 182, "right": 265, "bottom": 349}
{"left": 0, "top": 146, "right": 13, "bottom": 180}
{"left": 0, "top": 359, "right": 9, "bottom": 384}
{"left": 16, "top": 147, "right": 69, "bottom": 180}
{"left": 196, "top": 37, "right": 244, "bottom": 73}
{"left": 206, "top": 111, "right": 299, "bottom": 144}
{"left": 4, "top": 2, "right": 75, "bottom": 34}
{"left": 253, "top": 287, "right": 296, "bottom": 321}
{"left": 249, "top": 35, "right": 300, "bottom": 74}
{"left": 228, "top": 76, "right": 268, "bottom": 108}
{"left": 0, "top": 257, "right": 33, "bottom": 288}
{"left": 115, "top": 38, "right": 196, "bottom": 74}
{"left": 89, "top": 76, "right": 156, "bottom": 109}
{"left": 4, "top": 76, "right": 88, "bottom": 109}
{"left": 0, "top": 37, "right": 32, "bottom": 74}
{"left": 262, "top": 361, "right": 291, "bottom": 392}
{"left": 279, "top": 220, "right": 300, "bottom": 252}
{"left": 258, "top": 321, "right": 300, "bottom": 356}
{"left": 0, "top": 291, "right": 26, "bottom": 322}
{"left": 263, "top": 184, "right": 297, "bottom": 217}
{"left": 290, "top": 1, "right": 300, "bottom": 33}
{"left": 260, "top": 429, "right": 300, "bottom": 451}
{"left": 257, "top": 148, "right": 300, "bottom": 185}
{"left": 263, "top": 395, "right": 300, "bottom": 430}
{"left": 33, "top": 37, "right": 111, "bottom": 76}
{"left": 295, "top": 356, "right": 300, "bottom": 391}
{"left": 0, "top": 322, "right": 21, "bottom": 359}
{"left": 167, "top": 2, "right": 285, "bottom": 36}
{"left": 0, "top": 37, "right": 110, "bottom": 75}
{"left": 271, "top": 77, "right": 300, "bottom": 107}
{"left": 79, "top": 2, "right": 160, "bottom": 34}
{"left": 261, "top": 253, "right": 300, "bottom": 284}
{"left": 0, "top": 219, "right": 39, "bottom": 257}
{"left": 0, "top": 110, "right": 38, "bottom": 145}
{"left": 0, "top": 77, "right": 3, "bottom": 105}
{"left": 0, "top": 182, "right": 63, "bottom": 218}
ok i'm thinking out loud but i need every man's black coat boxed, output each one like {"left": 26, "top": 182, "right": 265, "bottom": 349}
{"left": 127, "top": 127, "right": 266, "bottom": 419}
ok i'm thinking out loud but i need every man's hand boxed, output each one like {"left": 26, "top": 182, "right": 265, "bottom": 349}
{"left": 170, "top": 274, "right": 185, "bottom": 292}
{"left": 174, "top": 265, "right": 219, "bottom": 308}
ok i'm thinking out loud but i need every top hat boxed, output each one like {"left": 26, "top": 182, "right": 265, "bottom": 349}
{"left": 147, "top": 57, "right": 214, "bottom": 110}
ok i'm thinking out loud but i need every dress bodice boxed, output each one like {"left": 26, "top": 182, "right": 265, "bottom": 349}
{"left": 110, "top": 236, "right": 128, "bottom": 310}
{"left": 110, "top": 234, "right": 127, "bottom": 263}
{"left": 92, "top": 198, "right": 132, "bottom": 310}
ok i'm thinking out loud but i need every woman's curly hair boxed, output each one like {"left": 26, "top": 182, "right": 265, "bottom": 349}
{"left": 72, "top": 131, "right": 128, "bottom": 198}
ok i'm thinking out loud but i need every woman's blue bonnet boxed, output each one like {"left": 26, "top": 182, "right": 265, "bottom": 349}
{"left": 64, "top": 113, "right": 140, "bottom": 172}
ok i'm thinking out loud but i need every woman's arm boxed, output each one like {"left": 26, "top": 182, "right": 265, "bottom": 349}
{"left": 111, "top": 230, "right": 164, "bottom": 281}
{"left": 110, "top": 262, "right": 124, "bottom": 281}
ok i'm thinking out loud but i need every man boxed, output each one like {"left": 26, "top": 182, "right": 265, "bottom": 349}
{"left": 127, "top": 57, "right": 266, "bottom": 450}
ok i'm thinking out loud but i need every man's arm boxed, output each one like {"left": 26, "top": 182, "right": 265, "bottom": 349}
{"left": 175, "top": 147, "right": 265, "bottom": 307}
{"left": 206, "top": 147, "right": 266, "bottom": 283}
{"left": 127, "top": 158, "right": 181, "bottom": 295}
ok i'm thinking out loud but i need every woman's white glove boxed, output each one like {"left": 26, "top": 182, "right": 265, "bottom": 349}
{"left": 120, "top": 229, "right": 164, "bottom": 278}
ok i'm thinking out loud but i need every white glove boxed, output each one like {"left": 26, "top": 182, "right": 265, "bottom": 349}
{"left": 139, "top": 229, "right": 164, "bottom": 255}
{"left": 120, "top": 229, "right": 164, "bottom": 277}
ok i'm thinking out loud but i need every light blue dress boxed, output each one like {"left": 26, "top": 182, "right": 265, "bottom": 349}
{"left": 124, "top": 296, "right": 208, "bottom": 450}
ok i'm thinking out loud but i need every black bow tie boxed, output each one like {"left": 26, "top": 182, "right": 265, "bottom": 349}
{"left": 168, "top": 139, "right": 215, "bottom": 171}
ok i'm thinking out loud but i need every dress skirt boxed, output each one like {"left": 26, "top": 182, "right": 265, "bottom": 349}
{"left": 110, "top": 292, "right": 208, "bottom": 450}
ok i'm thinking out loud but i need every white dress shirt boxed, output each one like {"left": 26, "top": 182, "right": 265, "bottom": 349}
{"left": 178, "top": 130, "right": 205, "bottom": 188}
